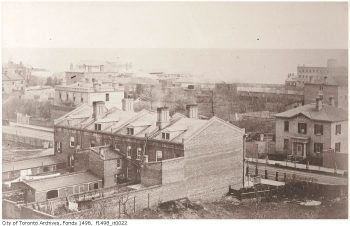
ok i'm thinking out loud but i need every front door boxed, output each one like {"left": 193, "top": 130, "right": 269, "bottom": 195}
{"left": 293, "top": 142, "right": 304, "bottom": 157}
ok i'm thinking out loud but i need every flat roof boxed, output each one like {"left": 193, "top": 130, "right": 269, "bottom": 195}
{"left": 24, "top": 172, "right": 101, "bottom": 192}
{"left": 2, "top": 155, "right": 64, "bottom": 172}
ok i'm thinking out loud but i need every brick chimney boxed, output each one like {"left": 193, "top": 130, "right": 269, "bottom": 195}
{"left": 122, "top": 98, "right": 134, "bottom": 112}
{"left": 156, "top": 107, "right": 170, "bottom": 129}
{"left": 316, "top": 97, "right": 323, "bottom": 111}
{"left": 92, "top": 101, "right": 106, "bottom": 119}
{"left": 186, "top": 104, "right": 198, "bottom": 119}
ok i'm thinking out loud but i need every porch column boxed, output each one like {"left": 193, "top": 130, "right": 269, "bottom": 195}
{"left": 303, "top": 143, "right": 307, "bottom": 159}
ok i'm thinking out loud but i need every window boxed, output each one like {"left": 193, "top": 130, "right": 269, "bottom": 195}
{"left": 319, "top": 85, "right": 323, "bottom": 91}
{"left": 59, "top": 92, "right": 62, "bottom": 99}
{"left": 81, "top": 97, "right": 84, "bottom": 103}
{"left": 336, "top": 124, "right": 341, "bottom": 135}
{"left": 284, "top": 121, "right": 289, "bottom": 132}
{"left": 47, "top": 190, "right": 58, "bottom": 200}
{"left": 156, "top": 151, "right": 163, "bottom": 162}
{"left": 298, "top": 123, "right": 307, "bottom": 134}
{"left": 94, "top": 183, "right": 99, "bottom": 189}
{"left": 137, "top": 148, "right": 142, "bottom": 160}
{"left": 116, "top": 159, "right": 122, "bottom": 169}
{"left": 314, "top": 124, "right": 323, "bottom": 135}
{"left": 314, "top": 143, "right": 323, "bottom": 154}
{"left": 55, "top": 142, "right": 62, "bottom": 153}
{"left": 127, "top": 128, "right": 134, "bottom": 135}
{"left": 335, "top": 142, "right": 341, "bottom": 152}
{"left": 90, "top": 141, "right": 95, "bottom": 147}
{"left": 95, "top": 123, "right": 101, "bottom": 131}
{"left": 283, "top": 139, "right": 289, "bottom": 150}
{"left": 43, "top": 166, "right": 50, "bottom": 172}
{"left": 127, "top": 146, "right": 131, "bottom": 158}
{"left": 162, "top": 132, "right": 170, "bottom": 140}
{"left": 106, "top": 93, "right": 109, "bottom": 101}
{"left": 70, "top": 136, "right": 75, "bottom": 147}
{"left": 66, "top": 93, "right": 69, "bottom": 100}
{"left": 143, "top": 155, "right": 149, "bottom": 163}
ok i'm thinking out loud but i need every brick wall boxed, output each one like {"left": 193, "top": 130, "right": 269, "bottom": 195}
{"left": 60, "top": 182, "right": 187, "bottom": 219}
{"left": 54, "top": 126, "right": 184, "bottom": 183}
{"left": 141, "top": 162, "right": 162, "bottom": 187}
{"left": 184, "top": 120, "right": 244, "bottom": 200}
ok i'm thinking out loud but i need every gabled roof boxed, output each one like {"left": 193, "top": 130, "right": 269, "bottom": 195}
{"left": 275, "top": 103, "right": 348, "bottom": 122}
{"left": 2, "top": 71, "right": 25, "bottom": 81}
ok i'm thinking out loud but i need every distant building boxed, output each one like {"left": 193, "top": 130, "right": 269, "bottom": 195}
{"left": 64, "top": 61, "right": 132, "bottom": 85}
{"left": 303, "top": 76, "right": 348, "bottom": 110}
{"left": 24, "top": 86, "right": 55, "bottom": 102}
{"left": 275, "top": 97, "right": 347, "bottom": 162}
{"left": 2, "top": 70, "right": 25, "bottom": 94}
{"left": 285, "top": 58, "right": 348, "bottom": 91}
{"left": 54, "top": 81, "right": 125, "bottom": 109}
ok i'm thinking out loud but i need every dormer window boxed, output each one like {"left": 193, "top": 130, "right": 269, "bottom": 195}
{"left": 127, "top": 127, "right": 134, "bottom": 135}
{"left": 162, "top": 132, "right": 170, "bottom": 140}
{"left": 95, "top": 123, "right": 102, "bottom": 131}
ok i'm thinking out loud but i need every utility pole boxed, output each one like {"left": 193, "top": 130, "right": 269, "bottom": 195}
{"left": 211, "top": 90, "right": 215, "bottom": 117}
{"left": 243, "top": 134, "right": 247, "bottom": 187}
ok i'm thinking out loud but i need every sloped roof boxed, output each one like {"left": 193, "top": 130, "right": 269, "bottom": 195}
{"left": 2, "top": 71, "right": 25, "bottom": 81}
{"left": 275, "top": 103, "right": 348, "bottom": 122}
{"left": 3, "top": 155, "right": 64, "bottom": 172}
{"left": 24, "top": 172, "right": 101, "bottom": 192}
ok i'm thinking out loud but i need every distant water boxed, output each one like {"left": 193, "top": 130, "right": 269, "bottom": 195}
{"left": 2, "top": 48, "right": 348, "bottom": 84}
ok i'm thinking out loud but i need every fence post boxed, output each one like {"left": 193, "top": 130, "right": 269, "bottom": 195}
{"left": 265, "top": 170, "right": 268, "bottom": 179}
{"left": 118, "top": 199, "right": 121, "bottom": 218}
{"left": 133, "top": 196, "right": 136, "bottom": 213}
{"left": 284, "top": 173, "right": 287, "bottom": 182}
{"left": 275, "top": 172, "right": 279, "bottom": 181}
{"left": 147, "top": 193, "right": 150, "bottom": 209}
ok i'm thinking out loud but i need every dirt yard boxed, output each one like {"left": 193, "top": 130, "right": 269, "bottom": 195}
{"left": 131, "top": 196, "right": 348, "bottom": 219}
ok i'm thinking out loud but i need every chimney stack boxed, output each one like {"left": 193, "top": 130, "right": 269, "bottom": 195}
{"left": 186, "top": 104, "right": 198, "bottom": 119}
{"left": 122, "top": 98, "right": 134, "bottom": 112}
{"left": 93, "top": 101, "right": 106, "bottom": 119}
{"left": 156, "top": 107, "right": 170, "bottom": 129}
{"left": 316, "top": 97, "right": 323, "bottom": 111}
{"left": 329, "top": 96, "right": 335, "bottom": 107}
{"left": 93, "top": 81, "right": 101, "bottom": 92}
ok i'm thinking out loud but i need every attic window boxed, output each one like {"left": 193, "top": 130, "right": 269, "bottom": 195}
{"left": 162, "top": 132, "right": 170, "bottom": 140}
{"left": 117, "top": 159, "right": 122, "bottom": 169}
{"left": 127, "top": 127, "right": 134, "bottom": 135}
{"left": 95, "top": 123, "right": 102, "bottom": 131}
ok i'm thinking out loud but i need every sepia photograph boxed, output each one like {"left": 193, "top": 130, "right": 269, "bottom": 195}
{"left": 1, "top": 0, "right": 348, "bottom": 221}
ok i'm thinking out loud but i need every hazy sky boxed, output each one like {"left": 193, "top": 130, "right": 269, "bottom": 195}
{"left": 1, "top": 2, "right": 348, "bottom": 83}
{"left": 2, "top": 1, "right": 347, "bottom": 49}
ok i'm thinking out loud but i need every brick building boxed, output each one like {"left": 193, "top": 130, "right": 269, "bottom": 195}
{"left": 275, "top": 97, "right": 348, "bottom": 162}
{"left": 285, "top": 58, "right": 348, "bottom": 92}
{"left": 53, "top": 99, "right": 245, "bottom": 199}
{"left": 303, "top": 76, "right": 348, "bottom": 110}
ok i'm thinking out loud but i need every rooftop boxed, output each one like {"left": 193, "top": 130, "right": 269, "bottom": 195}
{"left": 275, "top": 103, "right": 348, "bottom": 122}
{"left": 2, "top": 155, "right": 65, "bottom": 172}
{"left": 24, "top": 171, "right": 101, "bottom": 192}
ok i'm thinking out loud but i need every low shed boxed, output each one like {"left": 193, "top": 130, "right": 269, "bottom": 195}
{"left": 23, "top": 171, "right": 102, "bottom": 203}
